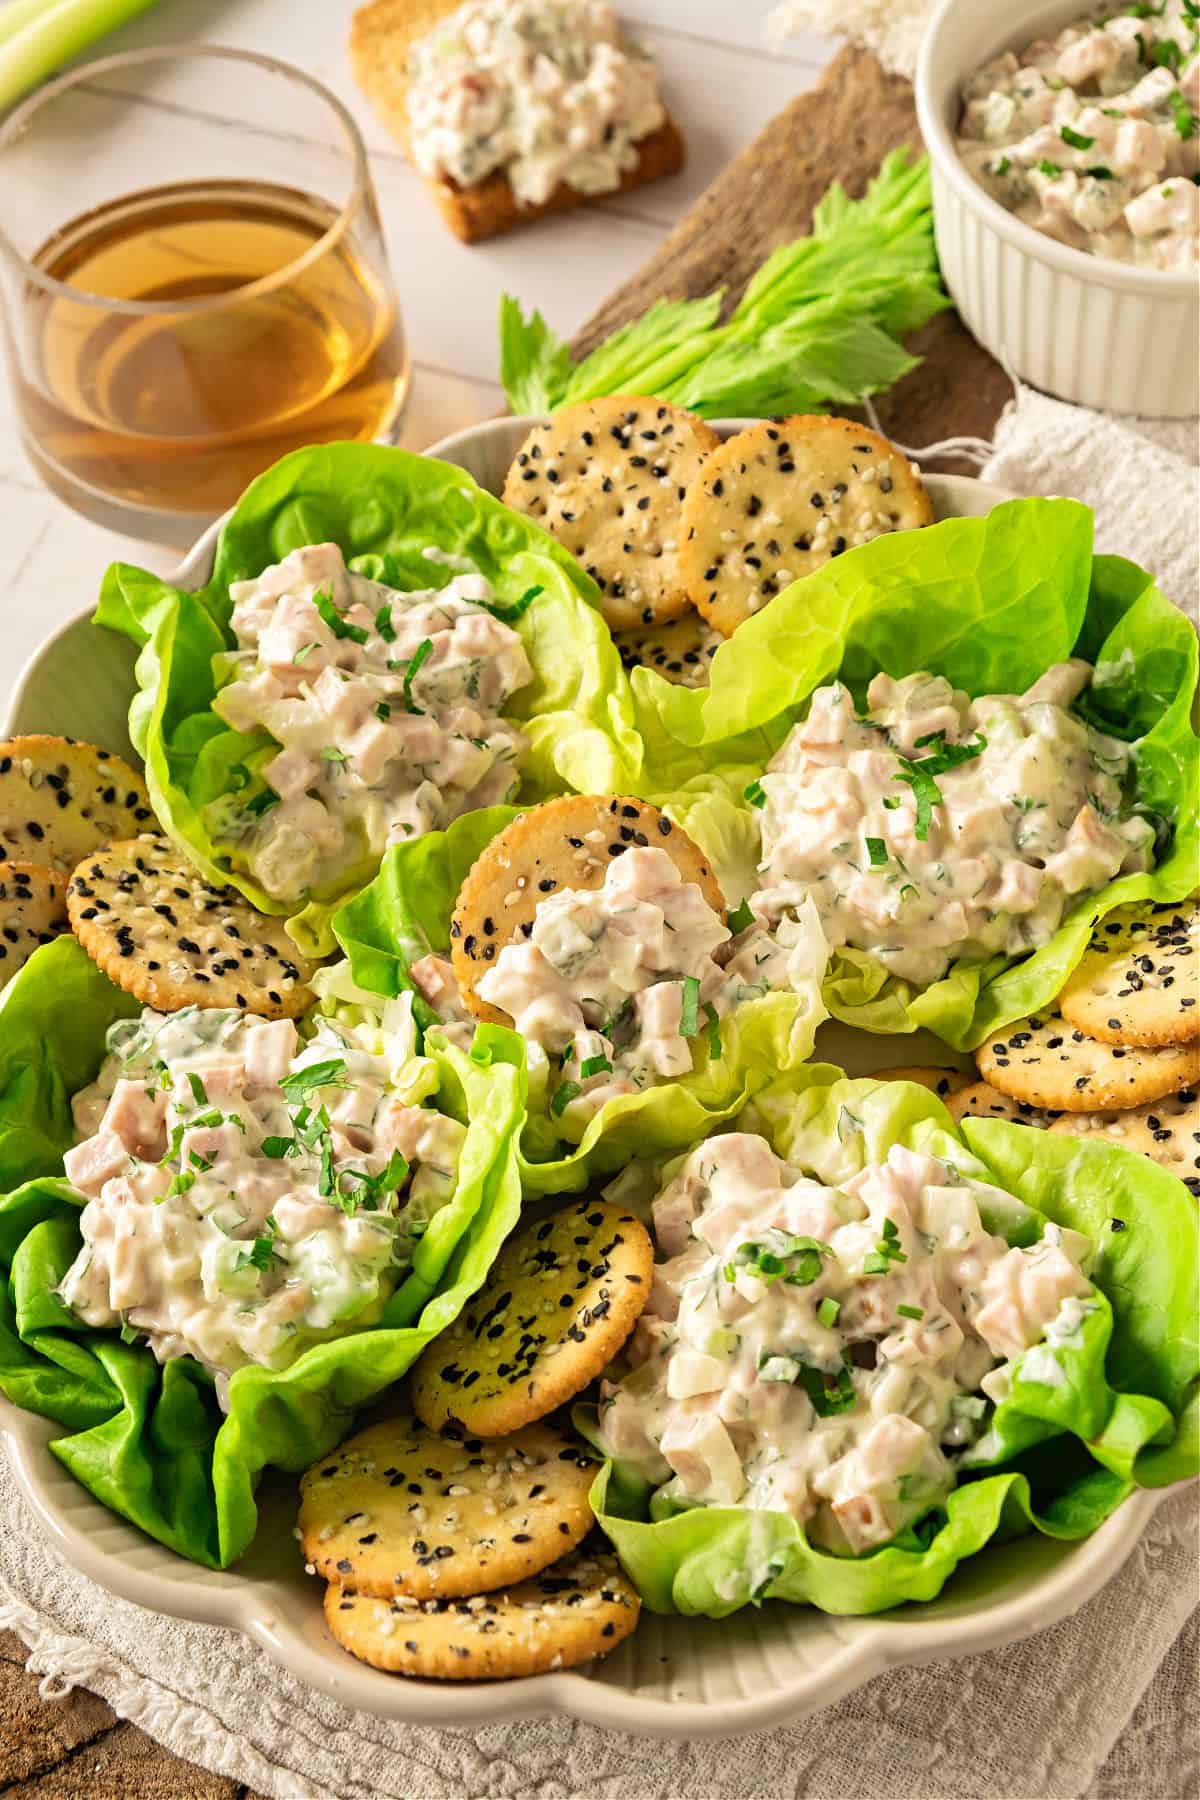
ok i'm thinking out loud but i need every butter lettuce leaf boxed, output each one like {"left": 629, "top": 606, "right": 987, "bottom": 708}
{"left": 95, "top": 443, "right": 643, "bottom": 955}
{"left": 634, "top": 503, "right": 1198, "bottom": 1049}
{"left": 0, "top": 936, "right": 524, "bottom": 1568}
{"left": 333, "top": 829, "right": 827, "bottom": 1196}
{"left": 589, "top": 1069, "right": 1197, "bottom": 1616}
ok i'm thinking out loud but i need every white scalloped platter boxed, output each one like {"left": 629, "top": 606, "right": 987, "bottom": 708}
{"left": 0, "top": 422, "right": 1170, "bottom": 1734}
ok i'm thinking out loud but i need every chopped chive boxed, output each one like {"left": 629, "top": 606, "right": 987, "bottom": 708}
{"left": 485, "top": 583, "right": 543, "bottom": 624}
{"left": 260, "top": 1135, "right": 295, "bottom": 1159}
{"left": 245, "top": 788, "right": 279, "bottom": 817}
{"left": 865, "top": 836, "right": 888, "bottom": 867}
{"left": 186, "top": 1072, "right": 207, "bottom": 1106}
{"left": 1170, "top": 91, "right": 1197, "bottom": 138}
{"left": 1085, "top": 164, "right": 1115, "bottom": 179}
{"left": 679, "top": 975, "right": 701, "bottom": 1038}
{"left": 320, "top": 745, "right": 348, "bottom": 765}
{"left": 704, "top": 1001, "right": 722, "bottom": 1060}
{"left": 882, "top": 794, "right": 900, "bottom": 811}
{"left": 897, "top": 1304, "right": 924, "bottom": 1321}
{"left": 579, "top": 1053, "right": 612, "bottom": 1079}
{"left": 817, "top": 1297, "right": 841, "bottom": 1328}
{"left": 551, "top": 1080, "right": 582, "bottom": 1117}
{"left": 863, "top": 1250, "right": 890, "bottom": 1275}
{"left": 743, "top": 779, "right": 767, "bottom": 809}
{"left": 1060, "top": 124, "right": 1094, "bottom": 149}
{"left": 314, "top": 590, "right": 369, "bottom": 644}
{"left": 1036, "top": 158, "right": 1062, "bottom": 177}
{"left": 402, "top": 638, "right": 433, "bottom": 713}
{"left": 375, "top": 701, "right": 391, "bottom": 722}
{"left": 375, "top": 603, "right": 396, "bottom": 643}
{"left": 993, "top": 154, "right": 1011, "bottom": 176}
{"left": 294, "top": 640, "right": 320, "bottom": 663}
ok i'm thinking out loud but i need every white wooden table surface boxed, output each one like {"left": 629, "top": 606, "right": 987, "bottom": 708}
{"left": 0, "top": 0, "right": 831, "bottom": 718}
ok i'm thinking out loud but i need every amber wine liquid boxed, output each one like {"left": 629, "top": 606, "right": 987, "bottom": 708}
{"left": 16, "top": 180, "right": 409, "bottom": 529}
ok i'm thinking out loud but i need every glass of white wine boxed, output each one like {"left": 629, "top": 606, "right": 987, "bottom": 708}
{"left": 0, "top": 45, "right": 411, "bottom": 544}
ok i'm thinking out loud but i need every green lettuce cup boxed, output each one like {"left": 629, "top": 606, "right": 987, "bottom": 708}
{"left": 632, "top": 499, "right": 1199, "bottom": 1050}
{"left": 585, "top": 1068, "right": 1198, "bottom": 1617}
{"left": 332, "top": 814, "right": 827, "bottom": 1197}
{"left": 95, "top": 442, "right": 645, "bottom": 956}
{"left": 0, "top": 935, "right": 524, "bottom": 1568}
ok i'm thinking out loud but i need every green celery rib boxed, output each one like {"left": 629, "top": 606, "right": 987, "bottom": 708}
{"left": 0, "top": 0, "right": 163, "bottom": 112}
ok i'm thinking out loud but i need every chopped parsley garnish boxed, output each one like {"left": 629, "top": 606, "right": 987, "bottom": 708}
{"left": 331, "top": 1149, "right": 410, "bottom": 1215}
{"left": 724, "top": 1232, "right": 830, "bottom": 1288}
{"left": 260, "top": 1135, "right": 295, "bottom": 1160}
{"left": 1036, "top": 158, "right": 1063, "bottom": 177}
{"left": 1170, "top": 90, "right": 1197, "bottom": 138}
{"left": 796, "top": 1359, "right": 857, "bottom": 1417}
{"left": 374, "top": 603, "right": 397, "bottom": 642}
{"left": 1060, "top": 124, "right": 1094, "bottom": 150}
{"left": 817, "top": 1296, "right": 841, "bottom": 1328}
{"left": 704, "top": 1002, "right": 722, "bottom": 1061}
{"left": 865, "top": 835, "right": 888, "bottom": 867}
{"left": 485, "top": 583, "right": 543, "bottom": 624}
{"left": 164, "top": 1168, "right": 196, "bottom": 1200}
{"left": 579, "top": 1053, "right": 612, "bottom": 1079}
{"left": 727, "top": 897, "right": 755, "bottom": 934}
{"left": 893, "top": 731, "right": 987, "bottom": 840}
{"left": 245, "top": 788, "right": 280, "bottom": 817}
{"left": 280, "top": 1058, "right": 349, "bottom": 1096}
{"left": 679, "top": 974, "right": 701, "bottom": 1038}
{"left": 235, "top": 1236, "right": 277, "bottom": 1273}
{"left": 550, "top": 1080, "right": 582, "bottom": 1117}
{"left": 401, "top": 637, "right": 433, "bottom": 713}
{"left": 1152, "top": 35, "right": 1182, "bottom": 69}
{"left": 743, "top": 779, "right": 767, "bottom": 809}
{"left": 881, "top": 794, "right": 900, "bottom": 811}
{"left": 897, "top": 1303, "right": 924, "bottom": 1321}
{"left": 314, "top": 589, "right": 368, "bottom": 644}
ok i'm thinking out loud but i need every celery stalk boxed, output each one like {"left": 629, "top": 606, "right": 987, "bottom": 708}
{"left": 0, "top": 0, "right": 163, "bottom": 111}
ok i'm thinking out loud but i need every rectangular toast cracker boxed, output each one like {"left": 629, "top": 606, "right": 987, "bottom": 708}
{"left": 349, "top": 0, "right": 685, "bottom": 243}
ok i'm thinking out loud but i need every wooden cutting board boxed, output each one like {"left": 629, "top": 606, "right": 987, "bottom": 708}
{"left": 572, "top": 46, "right": 1013, "bottom": 469}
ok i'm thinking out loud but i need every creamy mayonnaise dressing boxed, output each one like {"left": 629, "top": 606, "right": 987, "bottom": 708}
{"left": 470, "top": 846, "right": 823, "bottom": 1127}
{"left": 597, "top": 1134, "right": 1094, "bottom": 1553}
{"left": 751, "top": 663, "right": 1155, "bottom": 988}
{"left": 407, "top": 0, "right": 665, "bottom": 205}
{"left": 210, "top": 543, "right": 532, "bottom": 902}
{"left": 58, "top": 997, "right": 465, "bottom": 1403}
{"left": 958, "top": 2, "right": 1199, "bottom": 269}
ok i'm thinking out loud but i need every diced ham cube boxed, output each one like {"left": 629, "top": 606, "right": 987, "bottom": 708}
{"left": 263, "top": 746, "right": 320, "bottom": 802}
{"left": 100, "top": 1080, "right": 168, "bottom": 1160}
{"left": 243, "top": 1019, "right": 298, "bottom": 1090}
{"left": 660, "top": 1412, "right": 745, "bottom": 1503}
{"left": 63, "top": 1131, "right": 130, "bottom": 1197}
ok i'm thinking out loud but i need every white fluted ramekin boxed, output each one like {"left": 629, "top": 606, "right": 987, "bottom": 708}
{"left": 916, "top": 0, "right": 1199, "bottom": 418}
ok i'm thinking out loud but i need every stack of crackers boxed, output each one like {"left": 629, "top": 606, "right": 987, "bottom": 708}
{"left": 958, "top": 900, "right": 1199, "bottom": 1192}
{"left": 0, "top": 733, "right": 317, "bottom": 1013}
{"left": 501, "top": 401, "right": 933, "bottom": 688}
{"left": 298, "top": 1196, "right": 654, "bottom": 1679}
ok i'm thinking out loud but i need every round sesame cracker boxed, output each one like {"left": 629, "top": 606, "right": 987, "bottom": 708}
{"left": 66, "top": 835, "right": 315, "bottom": 1018}
{"left": 873, "top": 1065, "right": 972, "bottom": 1102}
{"left": 975, "top": 1012, "right": 1200, "bottom": 1114}
{"left": 946, "top": 1080, "right": 1060, "bottom": 1129}
{"left": 323, "top": 1545, "right": 639, "bottom": 1680}
{"left": 0, "top": 861, "right": 69, "bottom": 989}
{"left": 450, "top": 795, "right": 725, "bottom": 1025}
{"left": 1059, "top": 899, "right": 1200, "bottom": 1047}
{"left": 501, "top": 397, "right": 720, "bottom": 633}
{"left": 613, "top": 608, "right": 722, "bottom": 689}
{"left": 679, "top": 416, "right": 934, "bottom": 638}
{"left": 1048, "top": 1089, "right": 1200, "bottom": 1196}
{"left": 412, "top": 1197, "right": 654, "bottom": 1438}
{"left": 298, "top": 1417, "right": 596, "bottom": 1601}
{"left": 0, "top": 736, "right": 154, "bottom": 871}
